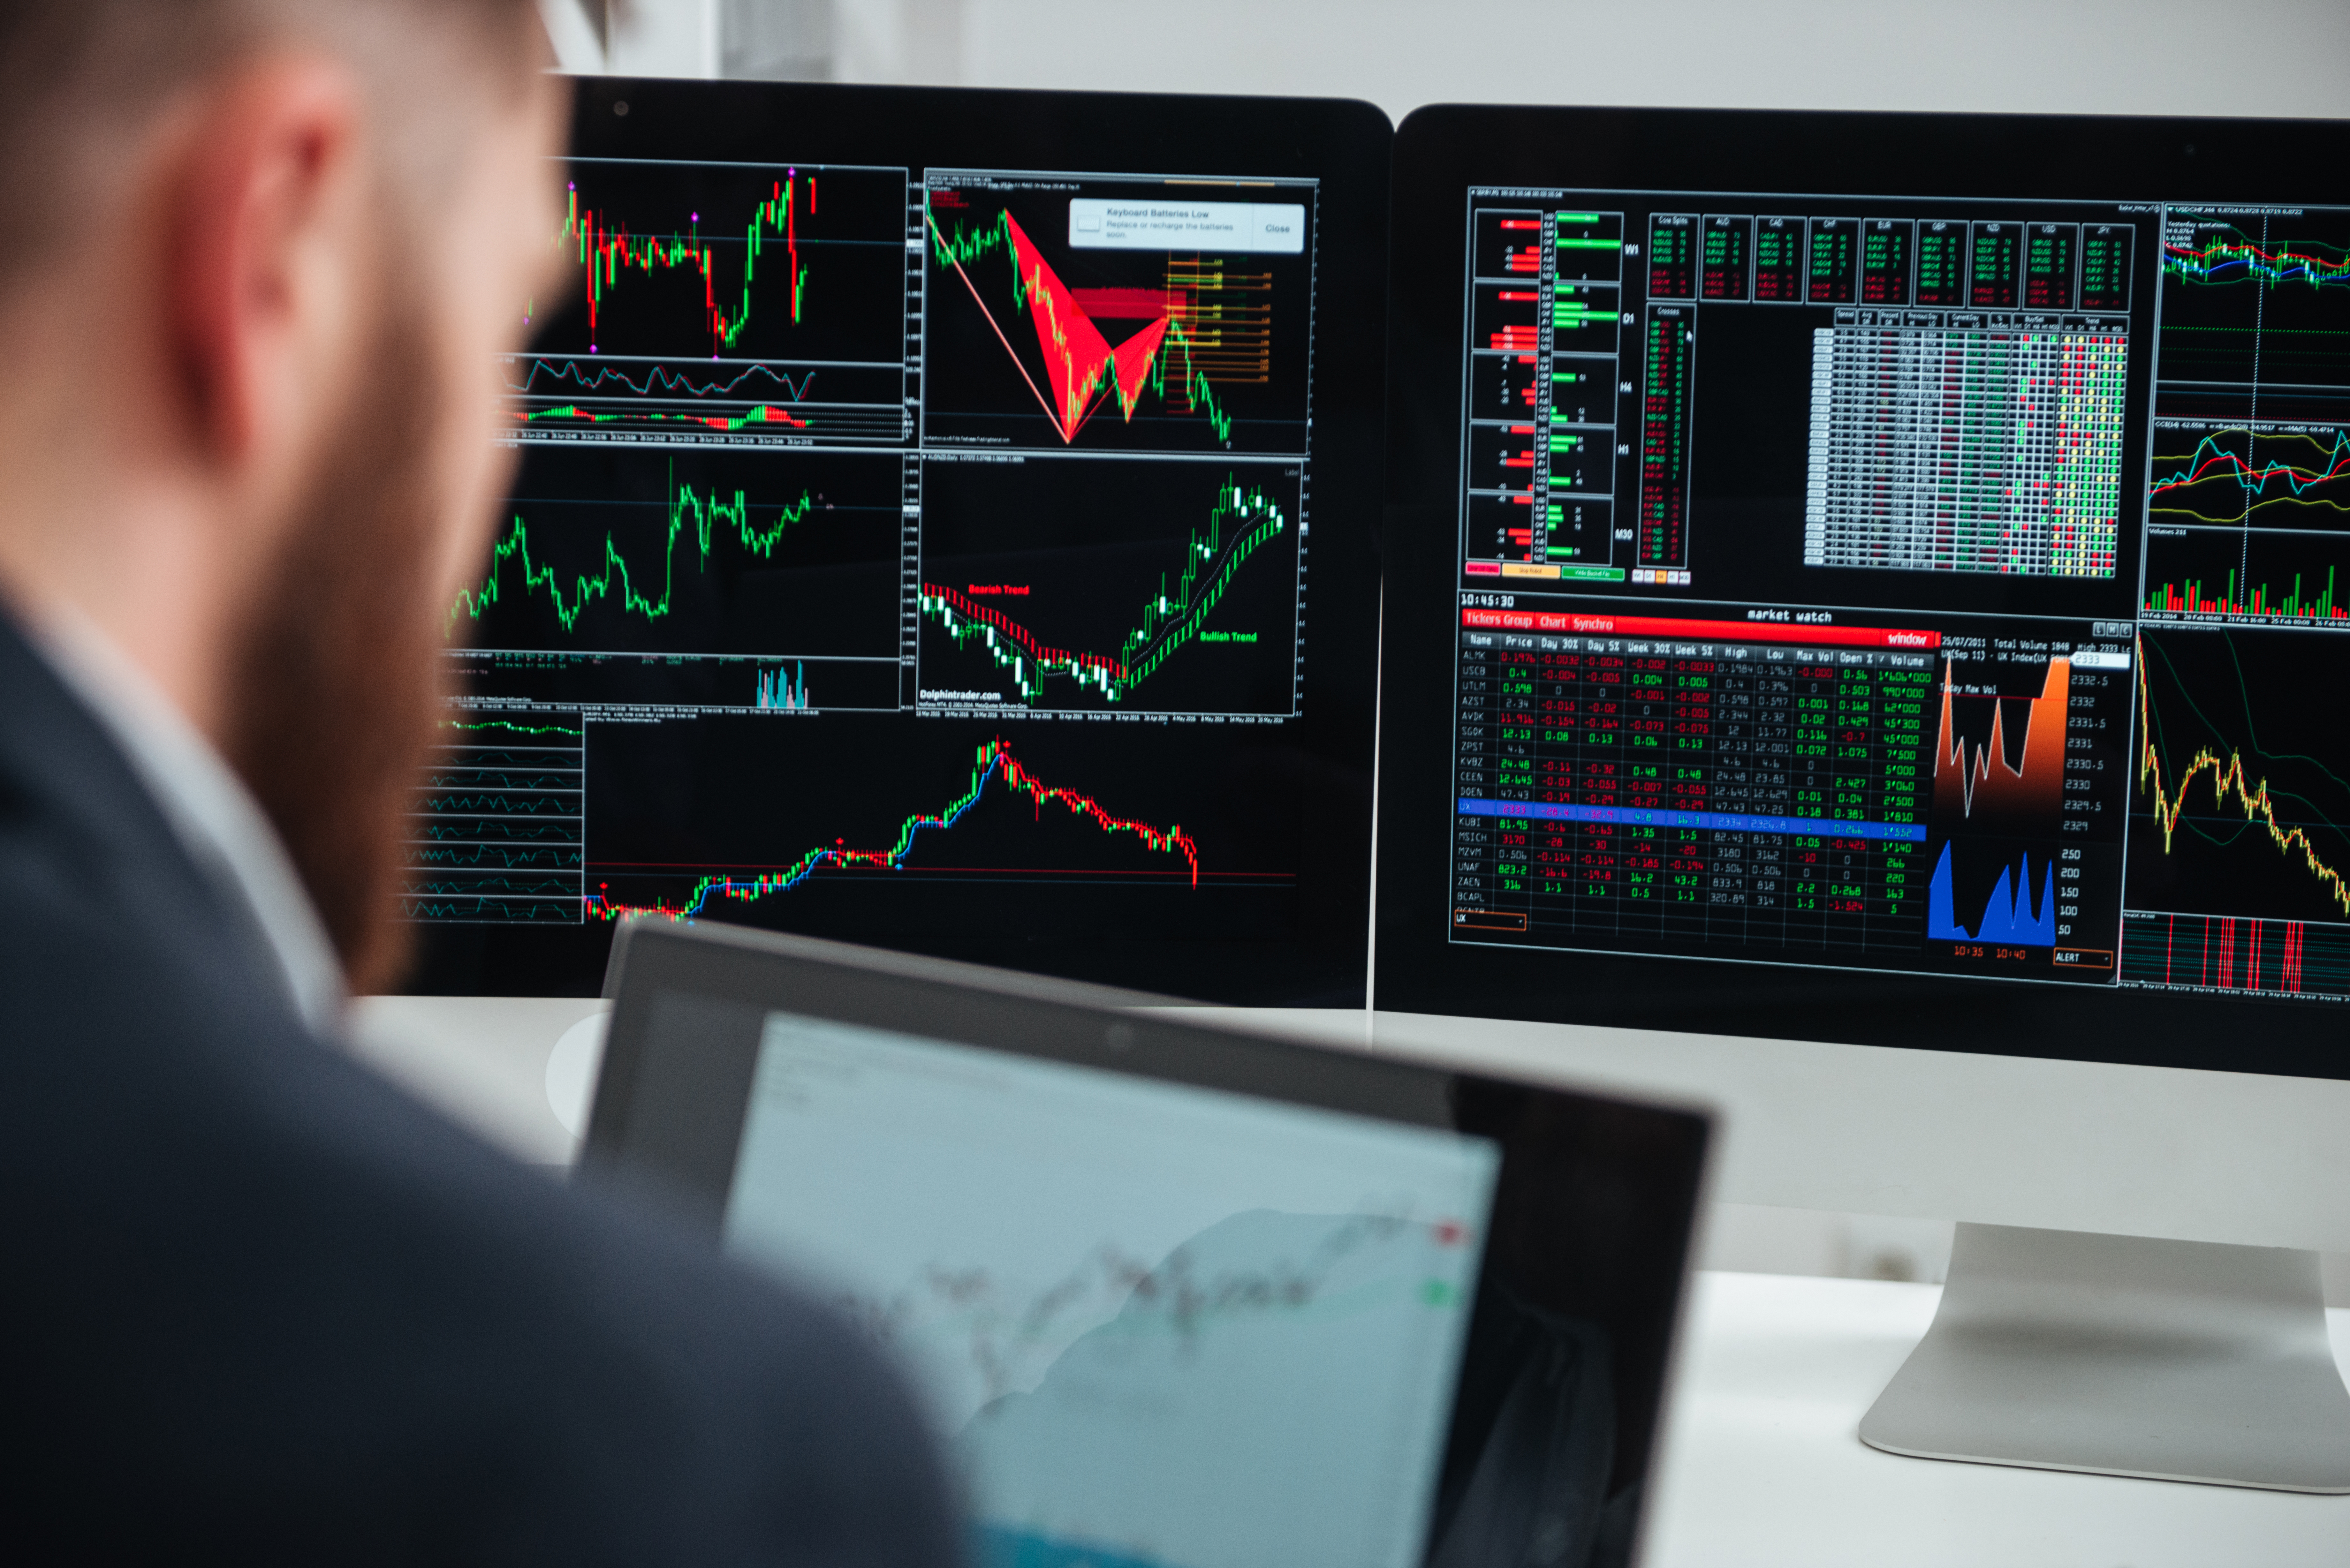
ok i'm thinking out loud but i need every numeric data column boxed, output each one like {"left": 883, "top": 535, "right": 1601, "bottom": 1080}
{"left": 1452, "top": 629, "right": 1520, "bottom": 932}
{"left": 1749, "top": 653, "right": 1797, "bottom": 939}
{"left": 1823, "top": 652, "right": 1881, "bottom": 947}
{"left": 1528, "top": 637, "right": 1582, "bottom": 922}
{"left": 1487, "top": 637, "right": 1540, "bottom": 923}
{"left": 1872, "top": 655, "right": 1933, "bottom": 944}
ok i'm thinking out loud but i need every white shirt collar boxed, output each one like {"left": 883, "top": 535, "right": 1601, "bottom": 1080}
{"left": 31, "top": 611, "right": 347, "bottom": 1038}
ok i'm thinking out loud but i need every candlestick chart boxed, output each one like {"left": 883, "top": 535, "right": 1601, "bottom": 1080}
{"left": 563, "top": 175, "right": 806, "bottom": 354}
{"left": 534, "top": 712, "right": 1307, "bottom": 1000}
{"left": 2156, "top": 214, "right": 2350, "bottom": 417}
{"left": 2127, "top": 628, "right": 2350, "bottom": 927}
{"left": 920, "top": 182, "right": 1311, "bottom": 455}
{"left": 529, "top": 159, "right": 908, "bottom": 362}
{"left": 582, "top": 735, "right": 1201, "bottom": 924}
{"left": 914, "top": 457, "right": 1303, "bottom": 716}
{"left": 509, "top": 159, "right": 912, "bottom": 446}
{"left": 450, "top": 446, "right": 903, "bottom": 661}
{"left": 2161, "top": 227, "right": 2350, "bottom": 295}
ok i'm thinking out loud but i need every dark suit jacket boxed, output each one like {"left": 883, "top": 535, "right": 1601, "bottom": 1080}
{"left": 0, "top": 614, "right": 960, "bottom": 1564}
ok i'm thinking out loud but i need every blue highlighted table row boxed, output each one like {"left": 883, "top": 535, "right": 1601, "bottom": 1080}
{"left": 1455, "top": 796, "right": 1927, "bottom": 844}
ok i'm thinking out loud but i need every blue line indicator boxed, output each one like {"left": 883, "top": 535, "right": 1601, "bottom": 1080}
{"left": 1455, "top": 795, "right": 1926, "bottom": 844}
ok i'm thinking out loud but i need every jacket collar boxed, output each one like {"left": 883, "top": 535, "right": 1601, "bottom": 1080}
{"left": 0, "top": 607, "right": 297, "bottom": 1016}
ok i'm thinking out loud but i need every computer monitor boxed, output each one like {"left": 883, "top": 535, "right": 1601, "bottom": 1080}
{"left": 1372, "top": 104, "right": 2350, "bottom": 1489}
{"left": 402, "top": 79, "right": 1389, "bottom": 1005}
{"left": 582, "top": 922, "right": 1711, "bottom": 1568}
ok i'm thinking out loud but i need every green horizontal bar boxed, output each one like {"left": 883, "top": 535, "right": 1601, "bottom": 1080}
{"left": 1555, "top": 213, "right": 1602, "bottom": 222}
{"left": 1551, "top": 371, "right": 1585, "bottom": 382}
{"left": 1556, "top": 237, "right": 1622, "bottom": 249}
{"left": 1556, "top": 311, "right": 1620, "bottom": 322}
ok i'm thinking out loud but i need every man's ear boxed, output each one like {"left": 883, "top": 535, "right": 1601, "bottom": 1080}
{"left": 164, "top": 58, "right": 363, "bottom": 464}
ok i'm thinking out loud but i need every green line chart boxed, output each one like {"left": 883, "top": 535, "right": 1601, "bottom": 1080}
{"left": 452, "top": 471, "right": 817, "bottom": 637}
{"left": 449, "top": 447, "right": 906, "bottom": 660}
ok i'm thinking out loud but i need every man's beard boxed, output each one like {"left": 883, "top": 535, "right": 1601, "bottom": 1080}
{"left": 218, "top": 295, "right": 452, "bottom": 997}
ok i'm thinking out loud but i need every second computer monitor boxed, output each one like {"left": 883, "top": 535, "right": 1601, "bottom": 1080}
{"left": 1377, "top": 105, "right": 2350, "bottom": 1080}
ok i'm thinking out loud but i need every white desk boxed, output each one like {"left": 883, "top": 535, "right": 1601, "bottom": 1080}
{"left": 1649, "top": 1271, "right": 2350, "bottom": 1567}
{"left": 347, "top": 999, "right": 2350, "bottom": 1564}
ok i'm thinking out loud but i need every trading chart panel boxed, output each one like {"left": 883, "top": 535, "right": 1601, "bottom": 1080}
{"left": 1442, "top": 177, "right": 2350, "bottom": 1008}
{"left": 413, "top": 81, "right": 1378, "bottom": 1005}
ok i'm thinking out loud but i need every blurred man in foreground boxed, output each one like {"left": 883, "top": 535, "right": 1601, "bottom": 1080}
{"left": 0, "top": 2, "right": 956, "bottom": 1557}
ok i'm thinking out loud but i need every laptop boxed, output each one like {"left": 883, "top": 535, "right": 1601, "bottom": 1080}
{"left": 581, "top": 920, "right": 1711, "bottom": 1568}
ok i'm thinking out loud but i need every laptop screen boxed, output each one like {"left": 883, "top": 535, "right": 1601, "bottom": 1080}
{"left": 721, "top": 1008, "right": 1501, "bottom": 1568}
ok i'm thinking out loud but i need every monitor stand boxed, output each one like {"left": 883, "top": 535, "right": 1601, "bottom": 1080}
{"left": 1860, "top": 1222, "right": 2350, "bottom": 1491}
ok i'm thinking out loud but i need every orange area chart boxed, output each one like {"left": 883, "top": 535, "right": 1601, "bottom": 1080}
{"left": 1933, "top": 656, "right": 2071, "bottom": 825}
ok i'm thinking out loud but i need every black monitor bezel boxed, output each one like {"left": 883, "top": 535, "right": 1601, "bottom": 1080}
{"left": 1375, "top": 104, "right": 2350, "bottom": 1080}
{"left": 583, "top": 920, "right": 1711, "bottom": 1565}
{"left": 407, "top": 78, "right": 1393, "bottom": 1006}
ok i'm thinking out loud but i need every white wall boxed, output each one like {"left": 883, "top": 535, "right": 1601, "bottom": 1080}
{"left": 560, "top": 0, "right": 2350, "bottom": 124}
{"left": 856, "top": 0, "right": 2350, "bottom": 122}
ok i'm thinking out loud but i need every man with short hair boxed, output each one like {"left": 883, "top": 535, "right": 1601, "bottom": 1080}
{"left": 0, "top": 3, "right": 957, "bottom": 1557}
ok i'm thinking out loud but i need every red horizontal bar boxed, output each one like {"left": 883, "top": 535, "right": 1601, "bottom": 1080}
{"left": 1462, "top": 608, "right": 1941, "bottom": 649}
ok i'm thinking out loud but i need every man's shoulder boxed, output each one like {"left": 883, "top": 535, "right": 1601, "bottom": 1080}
{"left": 0, "top": 834, "right": 954, "bottom": 1562}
